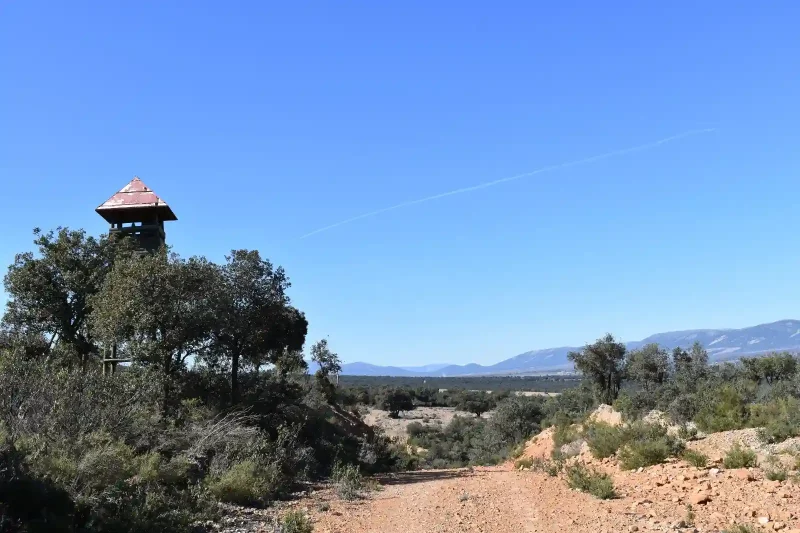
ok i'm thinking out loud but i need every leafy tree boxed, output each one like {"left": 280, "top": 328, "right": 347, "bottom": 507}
{"left": 741, "top": 353, "right": 797, "bottom": 385}
{"left": 626, "top": 343, "right": 670, "bottom": 390}
{"left": 209, "top": 250, "right": 307, "bottom": 404}
{"left": 90, "top": 250, "right": 217, "bottom": 412}
{"left": 310, "top": 339, "right": 341, "bottom": 403}
{"left": 672, "top": 346, "right": 691, "bottom": 372}
{"left": 456, "top": 391, "right": 495, "bottom": 417}
{"left": 485, "top": 395, "right": 544, "bottom": 449}
{"left": 413, "top": 387, "right": 438, "bottom": 407}
{"left": 378, "top": 388, "right": 414, "bottom": 418}
{"left": 568, "top": 334, "right": 626, "bottom": 404}
{"left": 0, "top": 329, "right": 50, "bottom": 363}
{"left": 2, "top": 228, "right": 114, "bottom": 367}
{"left": 672, "top": 342, "right": 709, "bottom": 390}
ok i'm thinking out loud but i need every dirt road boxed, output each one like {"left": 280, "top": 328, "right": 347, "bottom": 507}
{"left": 314, "top": 467, "right": 639, "bottom": 533}
{"left": 307, "top": 461, "right": 799, "bottom": 533}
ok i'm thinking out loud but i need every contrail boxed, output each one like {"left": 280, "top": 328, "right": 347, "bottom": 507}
{"left": 300, "top": 128, "right": 715, "bottom": 239}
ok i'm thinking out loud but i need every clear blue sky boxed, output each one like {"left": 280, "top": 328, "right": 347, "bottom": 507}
{"left": 2, "top": 2, "right": 799, "bottom": 366}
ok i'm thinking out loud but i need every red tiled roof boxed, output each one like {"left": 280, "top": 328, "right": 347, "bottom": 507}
{"left": 96, "top": 177, "right": 177, "bottom": 222}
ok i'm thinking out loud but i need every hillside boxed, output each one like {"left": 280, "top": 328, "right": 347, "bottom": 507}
{"left": 336, "top": 319, "right": 800, "bottom": 376}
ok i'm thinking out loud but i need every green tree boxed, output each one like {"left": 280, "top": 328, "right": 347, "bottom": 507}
{"left": 378, "top": 388, "right": 414, "bottom": 418}
{"left": 568, "top": 334, "right": 626, "bottom": 404}
{"left": 626, "top": 343, "right": 670, "bottom": 390}
{"left": 414, "top": 387, "right": 438, "bottom": 407}
{"left": 741, "top": 353, "right": 797, "bottom": 385}
{"left": 2, "top": 228, "right": 114, "bottom": 367}
{"left": 310, "top": 339, "right": 341, "bottom": 403}
{"left": 90, "top": 250, "right": 217, "bottom": 412}
{"left": 456, "top": 391, "right": 495, "bottom": 417}
{"left": 673, "top": 342, "right": 709, "bottom": 390}
{"left": 485, "top": 395, "right": 544, "bottom": 449}
{"left": 209, "top": 250, "right": 307, "bottom": 404}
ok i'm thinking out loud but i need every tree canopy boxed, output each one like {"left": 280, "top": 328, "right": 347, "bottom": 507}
{"left": 568, "top": 333, "right": 626, "bottom": 404}
{"left": 626, "top": 343, "right": 670, "bottom": 390}
{"left": 3, "top": 228, "right": 115, "bottom": 366}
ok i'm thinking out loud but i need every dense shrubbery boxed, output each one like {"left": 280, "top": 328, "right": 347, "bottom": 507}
{"left": 0, "top": 351, "right": 405, "bottom": 531}
{"left": 406, "top": 395, "right": 546, "bottom": 468}
{"left": 0, "top": 228, "right": 408, "bottom": 532}
{"left": 582, "top": 421, "right": 684, "bottom": 469}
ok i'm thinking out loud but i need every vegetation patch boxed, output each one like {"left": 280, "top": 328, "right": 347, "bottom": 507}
{"left": 751, "top": 397, "right": 800, "bottom": 444}
{"left": 681, "top": 449, "right": 708, "bottom": 468}
{"left": 331, "top": 462, "right": 362, "bottom": 501}
{"left": 723, "top": 443, "right": 758, "bottom": 469}
{"left": 583, "top": 422, "right": 625, "bottom": 459}
{"left": 281, "top": 509, "right": 314, "bottom": 533}
{"left": 565, "top": 463, "right": 616, "bottom": 499}
{"left": 514, "top": 457, "right": 534, "bottom": 470}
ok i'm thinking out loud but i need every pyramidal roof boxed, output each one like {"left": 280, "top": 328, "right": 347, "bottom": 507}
{"left": 96, "top": 177, "right": 177, "bottom": 223}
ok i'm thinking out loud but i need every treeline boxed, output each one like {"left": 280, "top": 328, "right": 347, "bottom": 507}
{"left": 338, "top": 375, "right": 580, "bottom": 392}
{"left": 0, "top": 228, "right": 406, "bottom": 532}
{"left": 340, "top": 386, "right": 508, "bottom": 417}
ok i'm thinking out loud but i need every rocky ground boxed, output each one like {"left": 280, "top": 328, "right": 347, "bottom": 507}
{"left": 218, "top": 408, "right": 800, "bottom": 533}
{"left": 222, "top": 458, "right": 799, "bottom": 533}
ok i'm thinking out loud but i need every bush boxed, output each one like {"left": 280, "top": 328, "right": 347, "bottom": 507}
{"left": 583, "top": 421, "right": 683, "bottom": 469}
{"left": 695, "top": 384, "right": 751, "bottom": 433}
{"left": 281, "top": 509, "right": 314, "bottom": 533}
{"left": 765, "top": 467, "right": 787, "bottom": 481}
{"left": 565, "top": 463, "right": 616, "bottom": 499}
{"left": 613, "top": 390, "right": 658, "bottom": 422}
{"left": 542, "top": 384, "right": 595, "bottom": 426}
{"left": 682, "top": 450, "right": 708, "bottom": 468}
{"left": 552, "top": 423, "right": 580, "bottom": 450}
{"left": 544, "top": 459, "right": 564, "bottom": 477}
{"left": 751, "top": 397, "right": 800, "bottom": 444}
{"left": 723, "top": 444, "right": 758, "bottom": 469}
{"left": 617, "top": 423, "right": 684, "bottom": 471}
{"left": 583, "top": 422, "right": 624, "bottom": 459}
{"left": 207, "top": 459, "right": 278, "bottom": 506}
{"left": 619, "top": 439, "right": 673, "bottom": 470}
{"left": 514, "top": 457, "right": 534, "bottom": 470}
{"left": 763, "top": 455, "right": 788, "bottom": 481}
{"left": 407, "top": 416, "right": 490, "bottom": 468}
{"left": 331, "top": 462, "right": 362, "bottom": 501}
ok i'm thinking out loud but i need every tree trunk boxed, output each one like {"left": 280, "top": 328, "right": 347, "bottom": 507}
{"left": 231, "top": 351, "right": 240, "bottom": 406}
{"left": 162, "top": 353, "right": 172, "bottom": 417}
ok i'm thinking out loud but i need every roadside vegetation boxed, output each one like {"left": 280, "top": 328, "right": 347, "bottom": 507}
{"left": 0, "top": 228, "right": 408, "bottom": 532}
{"left": 402, "top": 333, "right": 800, "bottom": 484}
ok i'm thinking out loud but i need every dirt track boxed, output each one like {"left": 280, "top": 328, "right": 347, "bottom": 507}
{"left": 313, "top": 467, "right": 621, "bottom": 533}
{"left": 308, "top": 460, "right": 800, "bottom": 533}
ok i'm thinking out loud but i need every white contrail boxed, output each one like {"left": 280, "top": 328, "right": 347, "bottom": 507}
{"left": 300, "top": 128, "right": 715, "bottom": 239}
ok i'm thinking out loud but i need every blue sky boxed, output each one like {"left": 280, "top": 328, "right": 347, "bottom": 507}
{"left": 2, "top": 2, "right": 800, "bottom": 366}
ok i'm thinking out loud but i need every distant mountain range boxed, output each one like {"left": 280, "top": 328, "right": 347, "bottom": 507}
{"left": 322, "top": 320, "right": 800, "bottom": 377}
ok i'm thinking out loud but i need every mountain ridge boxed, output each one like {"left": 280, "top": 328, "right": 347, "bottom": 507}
{"left": 334, "top": 319, "right": 800, "bottom": 376}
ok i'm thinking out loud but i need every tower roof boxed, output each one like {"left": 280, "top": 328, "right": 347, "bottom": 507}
{"left": 96, "top": 177, "right": 177, "bottom": 224}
